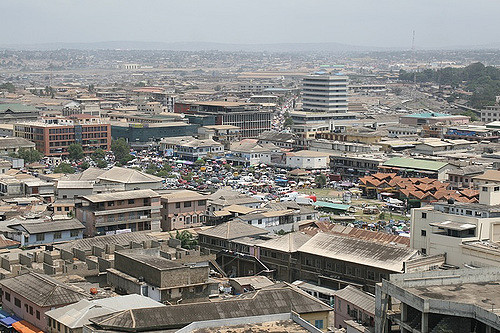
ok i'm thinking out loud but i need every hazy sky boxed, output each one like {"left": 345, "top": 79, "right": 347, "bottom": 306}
{"left": 0, "top": 0, "right": 498, "bottom": 48}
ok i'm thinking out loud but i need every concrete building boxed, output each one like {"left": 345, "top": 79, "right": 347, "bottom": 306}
{"left": 0, "top": 272, "right": 88, "bottom": 332}
{"left": 410, "top": 183, "right": 500, "bottom": 267}
{"left": 286, "top": 150, "right": 329, "bottom": 170}
{"left": 5, "top": 218, "right": 84, "bottom": 247}
{"left": 106, "top": 248, "right": 218, "bottom": 303}
{"left": 334, "top": 285, "right": 375, "bottom": 331}
{"left": 85, "top": 283, "right": 332, "bottom": 332}
{"left": 302, "top": 72, "right": 348, "bottom": 114}
{"left": 76, "top": 189, "right": 161, "bottom": 236}
{"left": 258, "top": 130, "right": 295, "bottom": 149}
{"left": 400, "top": 112, "right": 470, "bottom": 126}
{"left": 376, "top": 267, "right": 500, "bottom": 333}
{"left": 481, "top": 102, "right": 500, "bottom": 123}
{"left": 381, "top": 157, "right": 451, "bottom": 180}
{"left": 159, "top": 137, "right": 224, "bottom": 161}
{"left": 197, "top": 124, "right": 241, "bottom": 149}
{"left": 160, "top": 190, "right": 208, "bottom": 231}
{"left": 0, "top": 103, "right": 40, "bottom": 123}
{"left": 45, "top": 294, "right": 165, "bottom": 333}
{"left": 14, "top": 116, "right": 111, "bottom": 156}
{"left": 0, "top": 137, "right": 35, "bottom": 155}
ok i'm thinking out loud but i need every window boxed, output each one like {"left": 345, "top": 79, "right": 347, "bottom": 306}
{"left": 70, "top": 230, "right": 79, "bottom": 237}
{"left": 483, "top": 187, "right": 488, "bottom": 192}
{"left": 56, "top": 207, "right": 62, "bottom": 212}
{"left": 128, "top": 199, "right": 135, "bottom": 204}
{"left": 24, "top": 304, "right": 28, "bottom": 312}
{"left": 175, "top": 202, "right": 181, "bottom": 208}
{"left": 421, "top": 230, "right": 427, "bottom": 237}
{"left": 64, "top": 207, "right": 69, "bottom": 212}
{"left": 421, "top": 212, "right": 427, "bottom": 219}
{"left": 367, "top": 270, "right": 375, "bottom": 280}
{"left": 421, "top": 248, "right": 427, "bottom": 254}
{"left": 36, "top": 310, "right": 40, "bottom": 320}
{"left": 314, "top": 320, "right": 324, "bottom": 329}
{"left": 54, "top": 232, "right": 62, "bottom": 239}
{"left": 5, "top": 292, "right": 10, "bottom": 302}
{"left": 198, "top": 200, "right": 206, "bottom": 206}
{"left": 258, "top": 219, "right": 263, "bottom": 224}
{"left": 36, "top": 234, "right": 45, "bottom": 242}
{"left": 184, "top": 201, "right": 192, "bottom": 208}
{"left": 14, "top": 297, "right": 21, "bottom": 308}
{"left": 29, "top": 306, "right": 33, "bottom": 315}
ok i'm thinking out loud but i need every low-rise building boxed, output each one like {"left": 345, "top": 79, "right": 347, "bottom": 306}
{"left": 46, "top": 294, "right": 165, "bottom": 333}
{"left": 5, "top": 218, "right": 84, "bottom": 247}
{"left": 286, "top": 150, "right": 329, "bottom": 170}
{"left": 376, "top": 267, "right": 500, "bottom": 333}
{"left": 400, "top": 112, "right": 469, "bottom": 126}
{"left": 85, "top": 283, "right": 333, "bottom": 332}
{"left": 380, "top": 157, "right": 451, "bottom": 180}
{"left": 76, "top": 189, "right": 161, "bottom": 236}
{"left": 334, "top": 285, "right": 375, "bottom": 331}
{"left": 0, "top": 137, "right": 35, "bottom": 155}
{"left": 160, "top": 190, "right": 208, "bottom": 231}
{"left": 0, "top": 272, "right": 88, "bottom": 332}
{"left": 106, "top": 249, "right": 218, "bottom": 303}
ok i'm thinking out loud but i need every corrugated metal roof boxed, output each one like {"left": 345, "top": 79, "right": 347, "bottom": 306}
{"left": 198, "top": 221, "right": 268, "bottom": 240}
{"left": 297, "top": 232, "right": 417, "bottom": 272}
{"left": 334, "top": 285, "right": 375, "bottom": 314}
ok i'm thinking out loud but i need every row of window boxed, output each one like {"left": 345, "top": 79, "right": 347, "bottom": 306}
{"left": 34, "top": 230, "right": 80, "bottom": 241}
{"left": 4, "top": 292, "right": 41, "bottom": 320}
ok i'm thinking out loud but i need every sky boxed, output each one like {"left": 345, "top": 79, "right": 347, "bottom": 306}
{"left": 0, "top": 0, "right": 498, "bottom": 49}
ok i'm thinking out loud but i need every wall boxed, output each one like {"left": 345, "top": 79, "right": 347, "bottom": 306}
{"left": 2, "top": 286, "right": 50, "bottom": 331}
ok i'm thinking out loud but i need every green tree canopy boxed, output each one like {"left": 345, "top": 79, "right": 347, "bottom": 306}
{"left": 173, "top": 230, "right": 198, "bottom": 249}
{"left": 314, "top": 174, "right": 327, "bottom": 188}
{"left": 111, "top": 138, "right": 132, "bottom": 164}
{"left": 96, "top": 159, "right": 107, "bottom": 169}
{"left": 54, "top": 162, "right": 75, "bottom": 174}
{"left": 80, "top": 161, "right": 90, "bottom": 170}
{"left": 9, "top": 148, "right": 43, "bottom": 163}
{"left": 91, "top": 148, "right": 106, "bottom": 161}
{"left": 67, "top": 143, "right": 84, "bottom": 161}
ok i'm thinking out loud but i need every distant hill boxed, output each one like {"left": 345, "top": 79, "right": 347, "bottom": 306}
{"left": 0, "top": 41, "right": 395, "bottom": 52}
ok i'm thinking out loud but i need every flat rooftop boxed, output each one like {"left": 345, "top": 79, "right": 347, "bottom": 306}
{"left": 192, "top": 320, "right": 310, "bottom": 333}
{"left": 407, "top": 281, "right": 500, "bottom": 314}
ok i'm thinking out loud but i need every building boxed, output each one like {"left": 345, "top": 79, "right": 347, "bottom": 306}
{"left": 334, "top": 285, "right": 375, "bottom": 331}
{"left": 413, "top": 138, "right": 473, "bottom": 156}
{"left": 226, "top": 139, "right": 279, "bottom": 166}
{"left": 258, "top": 130, "right": 295, "bottom": 149}
{"left": 45, "top": 294, "right": 165, "bottom": 333}
{"left": 106, "top": 249, "right": 218, "bottom": 303}
{"left": 179, "top": 101, "right": 272, "bottom": 138}
{"left": 286, "top": 150, "right": 329, "bottom": 170}
{"left": 0, "top": 137, "right": 35, "bottom": 155}
{"left": 481, "top": 102, "right": 500, "bottom": 122}
{"left": 160, "top": 190, "right": 208, "bottom": 231}
{"left": 410, "top": 183, "right": 500, "bottom": 266}
{"left": 472, "top": 169, "right": 500, "bottom": 187}
{"left": 376, "top": 267, "right": 500, "bottom": 333}
{"left": 399, "top": 112, "right": 469, "bottom": 126}
{"left": 14, "top": 116, "right": 111, "bottom": 156}
{"left": 75, "top": 189, "right": 161, "bottom": 236}
{"left": 302, "top": 72, "right": 348, "bottom": 114}
{"left": 85, "top": 283, "right": 333, "bottom": 332}
{"left": 197, "top": 124, "right": 241, "bottom": 149}
{"left": 5, "top": 218, "right": 84, "bottom": 247}
{"left": 0, "top": 103, "right": 40, "bottom": 123}
{"left": 0, "top": 272, "right": 88, "bottom": 332}
{"left": 111, "top": 122, "right": 198, "bottom": 143}
{"left": 159, "top": 137, "right": 224, "bottom": 161}
{"left": 380, "top": 157, "right": 451, "bottom": 180}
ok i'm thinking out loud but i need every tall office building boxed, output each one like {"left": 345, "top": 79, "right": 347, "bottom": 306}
{"left": 291, "top": 71, "right": 352, "bottom": 148}
{"left": 302, "top": 72, "right": 349, "bottom": 113}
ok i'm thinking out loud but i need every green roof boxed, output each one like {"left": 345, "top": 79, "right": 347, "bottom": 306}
{"left": 382, "top": 157, "right": 448, "bottom": 172}
{"left": 405, "top": 112, "right": 453, "bottom": 118}
{"left": 313, "top": 201, "right": 351, "bottom": 211}
{"left": 0, "top": 103, "right": 38, "bottom": 112}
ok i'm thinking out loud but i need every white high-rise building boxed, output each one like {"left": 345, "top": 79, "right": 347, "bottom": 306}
{"left": 302, "top": 72, "right": 348, "bottom": 113}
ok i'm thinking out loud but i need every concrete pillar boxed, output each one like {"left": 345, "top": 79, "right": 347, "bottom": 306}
{"left": 421, "top": 312, "right": 429, "bottom": 333}
{"left": 401, "top": 303, "right": 408, "bottom": 322}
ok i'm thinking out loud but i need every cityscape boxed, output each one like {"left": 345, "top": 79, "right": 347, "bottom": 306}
{"left": 0, "top": 1, "right": 500, "bottom": 333}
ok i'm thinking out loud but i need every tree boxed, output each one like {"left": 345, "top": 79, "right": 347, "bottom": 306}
{"left": 283, "top": 117, "right": 294, "bottom": 128}
{"left": 10, "top": 148, "right": 43, "bottom": 163}
{"left": 111, "top": 138, "right": 132, "bottom": 164}
{"left": 67, "top": 143, "right": 84, "bottom": 161}
{"left": 54, "top": 162, "right": 75, "bottom": 174}
{"left": 314, "top": 174, "right": 327, "bottom": 188}
{"left": 91, "top": 148, "right": 106, "bottom": 161}
{"left": 96, "top": 159, "right": 107, "bottom": 169}
{"left": 194, "top": 158, "right": 206, "bottom": 166}
{"left": 80, "top": 161, "right": 90, "bottom": 170}
{"left": 173, "top": 230, "right": 198, "bottom": 249}
{"left": 0, "top": 83, "right": 15, "bottom": 93}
